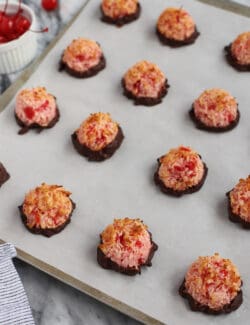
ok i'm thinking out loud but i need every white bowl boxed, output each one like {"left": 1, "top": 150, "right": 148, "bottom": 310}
{"left": 0, "top": 2, "right": 37, "bottom": 74}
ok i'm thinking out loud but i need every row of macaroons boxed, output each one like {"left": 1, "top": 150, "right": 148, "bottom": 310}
{"left": 99, "top": 2, "right": 250, "bottom": 72}
{"left": 59, "top": 32, "right": 249, "bottom": 96}
{"left": 0, "top": 177, "right": 244, "bottom": 314}
{"left": 15, "top": 82, "right": 240, "bottom": 135}
{"left": 0, "top": 136, "right": 249, "bottom": 222}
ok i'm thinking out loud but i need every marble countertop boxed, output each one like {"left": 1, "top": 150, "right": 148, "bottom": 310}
{"left": 0, "top": 0, "right": 249, "bottom": 324}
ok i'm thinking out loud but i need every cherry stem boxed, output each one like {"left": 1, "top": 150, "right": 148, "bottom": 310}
{"left": 18, "top": 0, "right": 21, "bottom": 12}
{"left": 3, "top": 0, "right": 9, "bottom": 14}
{"left": 15, "top": 0, "right": 22, "bottom": 17}
{"left": 30, "top": 27, "right": 49, "bottom": 33}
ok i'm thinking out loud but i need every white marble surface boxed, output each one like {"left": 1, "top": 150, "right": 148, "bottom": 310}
{"left": 0, "top": 0, "right": 249, "bottom": 324}
{"left": 14, "top": 259, "right": 140, "bottom": 325}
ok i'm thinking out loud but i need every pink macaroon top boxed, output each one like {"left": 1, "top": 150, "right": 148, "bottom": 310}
{"left": 101, "top": 0, "right": 138, "bottom": 19}
{"left": 185, "top": 253, "right": 241, "bottom": 311}
{"left": 229, "top": 176, "right": 250, "bottom": 222}
{"left": 193, "top": 88, "right": 238, "bottom": 128}
{"left": 158, "top": 146, "right": 204, "bottom": 191}
{"left": 76, "top": 112, "right": 119, "bottom": 151}
{"left": 99, "top": 218, "right": 153, "bottom": 269}
{"left": 157, "top": 7, "right": 196, "bottom": 41}
{"left": 22, "top": 183, "right": 73, "bottom": 229}
{"left": 62, "top": 38, "right": 103, "bottom": 73}
{"left": 15, "top": 87, "right": 57, "bottom": 127}
{"left": 124, "top": 60, "right": 166, "bottom": 98}
{"left": 231, "top": 31, "right": 250, "bottom": 66}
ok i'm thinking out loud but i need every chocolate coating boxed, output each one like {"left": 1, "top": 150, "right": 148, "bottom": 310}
{"left": 101, "top": 3, "right": 141, "bottom": 27}
{"left": 97, "top": 232, "right": 158, "bottom": 275}
{"left": 227, "top": 191, "right": 250, "bottom": 229}
{"left": 122, "top": 79, "right": 169, "bottom": 106}
{"left": 15, "top": 107, "right": 60, "bottom": 135}
{"left": 225, "top": 44, "right": 250, "bottom": 72}
{"left": 189, "top": 106, "right": 240, "bottom": 132}
{"left": 71, "top": 126, "right": 124, "bottom": 161}
{"left": 59, "top": 55, "right": 106, "bottom": 78}
{"left": 156, "top": 27, "right": 200, "bottom": 47}
{"left": 179, "top": 279, "right": 243, "bottom": 314}
{"left": 18, "top": 200, "right": 76, "bottom": 237}
{"left": 0, "top": 163, "right": 10, "bottom": 187}
{"left": 154, "top": 158, "right": 208, "bottom": 197}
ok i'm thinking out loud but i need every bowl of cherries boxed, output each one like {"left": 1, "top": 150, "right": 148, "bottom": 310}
{"left": 0, "top": 0, "right": 37, "bottom": 74}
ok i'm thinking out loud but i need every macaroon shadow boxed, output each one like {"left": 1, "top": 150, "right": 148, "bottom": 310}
{"left": 91, "top": 3, "right": 102, "bottom": 21}
{"left": 149, "top": 161, "right": 158, "bottom": 187}
{"left": 216, "top": 195, "right": 229, "bottom": 225}
{"left": 170, "top": 269, "right": 190, "bottom": 310}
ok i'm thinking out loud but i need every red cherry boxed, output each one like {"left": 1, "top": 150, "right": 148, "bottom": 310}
{"left": 0, "top": 0, "right": 47, "bottom": 43}
{"left": 0, "top": 35, "right": 7, "bottom": 43}
{"left": 0, "top": 15, "right": 15, "bottom": 35}
{"left": 41, "top": 0, "right": 58, "bottom": 11}
{"left": 13, "top": 15, "right": 31, "bottom": 34}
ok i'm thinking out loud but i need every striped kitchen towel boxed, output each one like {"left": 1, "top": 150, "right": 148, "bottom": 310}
{"left": 0, "top": 243, "right": 34, "bottom": 325}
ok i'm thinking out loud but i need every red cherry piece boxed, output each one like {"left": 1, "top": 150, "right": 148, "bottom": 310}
{"left": 24, "top": 106, "right": 35, "bottom": 119}
{"left": 37, "top": 100, "right": 49, "bottom": 112}
{"left": 41, "top": 0, "right": 58, "bottom": 11}
{"left": 186, "top": 161, "right": 195, "bottom": 170}
{"left": 76, "top": 54, "right": 86, "bottom": 61}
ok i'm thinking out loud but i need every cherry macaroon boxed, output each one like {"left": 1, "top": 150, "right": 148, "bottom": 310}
{"left": 122, "top": 60, "right": 169, "bottom": 106}
{"left": 41, "top": 0, "right": 58, "bottom": 11}
{"left": 225, "top": 31, "right": 250, "bottom": 72}
{"left": 0, "top": 162, "right": 10, "bottom": 188}
{"left": 154, "top": 146, "right": 208, "bottom": 197}
{"left": 15, "top": 86, "right": 60, "bottom": 135}
{"left": 190, "top": 88, "right": 240, "bottom": 132}
{"left": 71, "top": 112, "right": 124, "bottom": 161}
{"left": 156, "top": 7, "right": 199, "bottom": 47}
{"left": 0, "top": 0, "right": 31, "bottom": 44}
{"left": 227, "top": 176, "right": 250, "bottom": 228}
{"left": 59, "top": 38, "right": 106, "bottom": 78}
{"left": 19, "top": 183, "right": 75, "bottom": 237}
{"left": 179, "top": 253, "right": 243, "bottom": 314}
{"left": 101, "top": 0, "right": 141, "bottom": 27}
{"left": 97, "top": 218, "right": 158, "bottom": 275}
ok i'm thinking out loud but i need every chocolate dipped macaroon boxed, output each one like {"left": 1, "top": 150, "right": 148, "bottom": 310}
{"left": 97, "top": 218, "right": 158, "bottom": 275}
{"left": 190, "top": 88, "right": 240, "bottom": 132}
{"left": 71, "top": 112, "right": 124, "bottom": 161}
{"left": 19, "top": 183, "right": 75, "bottom": 237}
{"left": 179, "top": 253, "right": 243, "bottom": 314}
{"left": 122, "top": 60, "right": 169, "bottom": 106}
{"left": 225, "top": 31, "right": 250, "bottom": 71}
{"left": 154, "top": 146, "right": 208, "bottom": 197}
{"left": 59, "top": 38, "right": 106, "bottom": 78}
{"left": 156, "top": 7, "right": 199, "bottom": 47}
{"left": 227, "top": 176, "right": 250, "bottom": 228}
{"left": 101, "top": 0, "right": 141, "bottom": 26}
{"left": 15, "top": 87, "right": 59, "bottom": 135}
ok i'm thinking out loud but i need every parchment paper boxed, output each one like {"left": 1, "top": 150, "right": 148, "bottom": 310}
{"left": 0, "top": 0, "right": 250, "bottom": 324}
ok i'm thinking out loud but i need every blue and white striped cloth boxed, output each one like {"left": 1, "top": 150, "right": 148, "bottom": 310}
{"left": 0, "top": 243, "right": 34, "bottom": 325}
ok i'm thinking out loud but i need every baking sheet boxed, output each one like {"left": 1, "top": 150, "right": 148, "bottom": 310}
{"left": 0, "top": 0, "right": 250, "bottom": 324}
